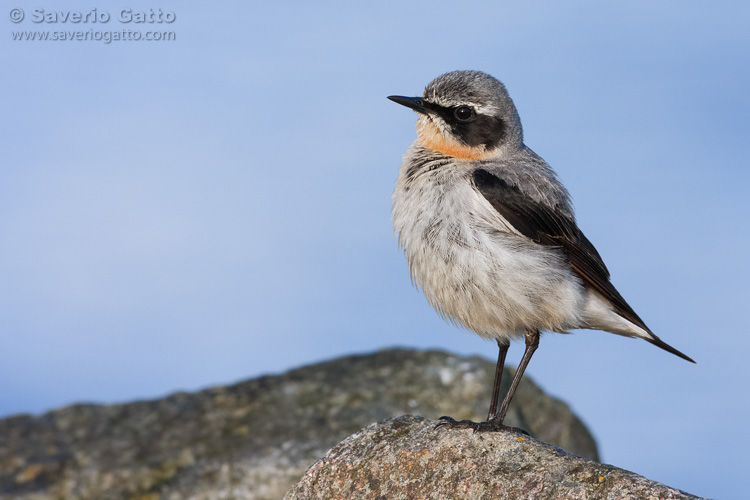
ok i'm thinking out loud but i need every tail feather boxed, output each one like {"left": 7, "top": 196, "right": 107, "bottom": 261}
{"left": 645, "top": 334, "right": 696, "bottom": 363}
{"left": 584, "top": 290, "right": 696, "bottom": 363}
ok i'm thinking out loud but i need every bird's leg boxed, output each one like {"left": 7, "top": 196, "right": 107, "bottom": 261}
{"left": 435, "top": 338, "right": 509, "bottom": 431}
{"left": 436, "top": 334, "right": 536, "bottom": 433}
{"left": 487, "top": 338, "right": 510, "bottom": 420}
{"left": 476, "top": 328, "right": 540, "bottom": 432}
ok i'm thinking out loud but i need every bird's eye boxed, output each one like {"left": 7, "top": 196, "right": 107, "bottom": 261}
{"left": 454, "top": 106, "right": 474, "bottom": 122}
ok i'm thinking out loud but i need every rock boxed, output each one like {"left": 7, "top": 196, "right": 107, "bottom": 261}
{"left": 285, "top": 416, "right": 707, "bottom": 500}
{"left": 0, "top": 349, "right": 598, "bottom": 500}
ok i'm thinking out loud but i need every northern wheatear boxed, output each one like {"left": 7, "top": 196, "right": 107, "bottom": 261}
{"left": 389, "top": 70, "right": 694, "bottom": 432}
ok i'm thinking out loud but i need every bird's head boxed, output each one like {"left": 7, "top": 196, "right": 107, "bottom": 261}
{"left": 389, "top": 70, "right": 523, "bottom": 160}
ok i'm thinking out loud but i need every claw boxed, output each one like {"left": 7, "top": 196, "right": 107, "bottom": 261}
{"left": 435, "top": 416, "right": 530, "bottom": 435}
{"left": 434, "top": 416, "right": 479, "bottom": 430}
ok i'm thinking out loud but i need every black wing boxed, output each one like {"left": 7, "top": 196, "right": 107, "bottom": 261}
{"left": 472, "top": 169, "right": 650, "bottom": 332}
{"left": 472, "top": 168, "right": 695, "bottom": 363}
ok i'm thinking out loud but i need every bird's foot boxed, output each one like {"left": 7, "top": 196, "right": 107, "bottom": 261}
{"left": 436, "top": 416, "right": 529, "bottom": 435}
{"left": 434, "top": 416, "right": 478, "bottom": 430}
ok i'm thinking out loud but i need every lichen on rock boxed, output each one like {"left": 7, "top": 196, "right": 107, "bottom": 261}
{"left": 285, "top": 416, "right": 707, "bottom": 500}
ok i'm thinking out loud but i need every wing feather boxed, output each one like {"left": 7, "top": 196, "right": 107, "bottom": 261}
{"left": 472, "top": 168, "right": 650, "bottom": 334}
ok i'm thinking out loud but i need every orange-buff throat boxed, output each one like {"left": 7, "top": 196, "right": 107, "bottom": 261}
{"left": 416, "top": 118, "right": 489, "bottom": 160}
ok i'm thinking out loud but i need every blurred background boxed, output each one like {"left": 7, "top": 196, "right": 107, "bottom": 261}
{"left": 2, "top": 1, "right": 748, "bottom": 498}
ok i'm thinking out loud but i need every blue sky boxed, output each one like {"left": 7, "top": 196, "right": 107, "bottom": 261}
{"left": 2, "top": 1, "right": 748, "bottom": 498}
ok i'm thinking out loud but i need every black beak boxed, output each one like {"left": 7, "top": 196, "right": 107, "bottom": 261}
{"left": 387, "top": 95, "right": 433, "bottom": 115}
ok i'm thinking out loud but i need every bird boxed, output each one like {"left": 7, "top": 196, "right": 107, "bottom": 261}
{"left": 388, "top": 70, "right": 694, "bottom": 433}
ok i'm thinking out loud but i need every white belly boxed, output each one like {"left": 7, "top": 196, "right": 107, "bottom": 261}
{"left": 392, "top": 159, "right": 586, "bottom": 340}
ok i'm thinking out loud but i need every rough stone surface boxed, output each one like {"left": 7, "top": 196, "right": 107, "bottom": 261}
{"left": 286, "top": 416, "right": 708, "bottom": 500}
{"left": 0, "top": 349, "right": 598, "bottom": 500}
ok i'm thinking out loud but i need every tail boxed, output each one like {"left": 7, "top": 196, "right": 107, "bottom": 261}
{"left": 584, "top": 290, "right": 696, "bottom": 363}
{"left": 645, "top": 334, "right": 696, "bottom": 363}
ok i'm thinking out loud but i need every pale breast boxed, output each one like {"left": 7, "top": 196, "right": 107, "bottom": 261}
{"left": 392, "top": 153, "right": 586, "bottom": 340}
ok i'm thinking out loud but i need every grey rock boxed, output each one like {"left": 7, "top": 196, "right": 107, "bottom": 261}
{"left": 286, "top": 415, "right": 707, "bottom": 500}
{"left": 0, "top": 349, "right": 598, "bottom": 500}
